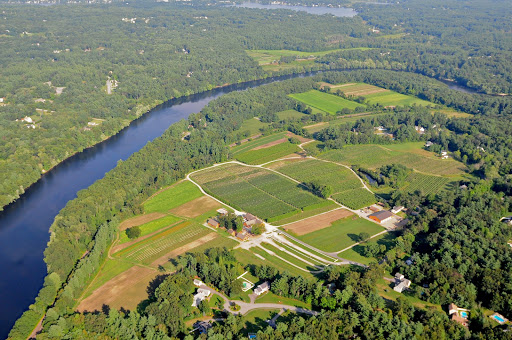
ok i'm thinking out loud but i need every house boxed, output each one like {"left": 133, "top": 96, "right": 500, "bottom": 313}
{"left": 369, "top": 205, "right": 380, "bottom": 213}
{"left": 0, "top": 97, "right": 4, "bottom": 103}
{"left": 227, "top": 229, "right": 236, "bottom": 236}
{"left": 448, "top": 303, "right": 459, "bottom": 315}
{"left": 391, "top": 206, "right": 404, "bottom": 214}
{"left": 193, "top": 320, "right": 212, "bottom": 334}
{"left": 236, "top": 232, "right": 249, "bottom": 241}
{"left": 217, "top": 208, "right": 228, "bottom": 215}
{"left": 193, "top": 279, "right": 203, "bottom": 287}
{"left": 459, "top": 184, "right": 468, "bottom": 190}
{"left": 405, "top": 257, "right": 414, "bottom": 266}
{"left": 369, "top": 210, "right": 394, "bottom": 224}
{"left": 448, "top": 303, "right": 470, "bottom": 327}
{"left": 254, "top": 281, "right": 270, "bottom": 296}
{"left": 244, "top": 213, "right": 262, "bottom": 228}
{"left": 207, "top": 218, "right": 220, "bottom": 228}
{"left": 451, "top": 313, "right": 469, "bottom": 327}
{"left": 191, "top": 288, "right": 211, "bottom": 307}
{"left": 21, "top": 116, "right": 33, "bottom": 123}
{"left": 425, "top": 141, "right": 433, "bottom": 147}
{"left": 244, "top": 213, "right": 258, "bottom": 222}
{"left": 393, "top": 273, "right": 411, "bottom": 293}
{"left": 442, "top": 155, "right": 449, "bottom": 159}
{"left": 415, "top": 126, "right": 425, "bottom": 133}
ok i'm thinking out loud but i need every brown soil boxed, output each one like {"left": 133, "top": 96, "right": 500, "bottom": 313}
{"left": 77, "top": 265, "right": 157, "bottom": 313}
{"left": 169, "top": 196, "right": 221, "bottom": 218}
{"left": 252, "top": 138, "right": 288, "bottom": 150}
{"left": 151, "top": 232, "right": 218, "bottom": 266}
{"left": 119, "top": 212, "right": 166, "bottom": 231}
{"left": 344, "top": 88, "right": 389, "bottom": 96}
{"left": 304, "top": 122, "right": 328, "bottom": 130}
{"left": 286, "top": 131, "right": 312, "bottom": 143}
{"left": 283, "top": 209, "right": 353, "bottom": 235}
{"left": 229, "top": 134, "right": 262, "bottom": 147}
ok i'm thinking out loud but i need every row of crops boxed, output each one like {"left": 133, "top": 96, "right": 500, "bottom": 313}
{"left": 269, "top": 159, "right": 362, "bottom": 194}
{"left": 402, "top": 173, "right": 455, "bottom": 196}
{"left": 332, "top": 188, "right": 378, "bottom": 210}
{"left": 191, "top": 164, "right": 324, "bottom": 220}
{"left": 235, "top": 142, "right": 300, "bottom": 165}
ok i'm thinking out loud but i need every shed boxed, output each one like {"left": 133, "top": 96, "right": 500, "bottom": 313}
{"left": 207, "top": 218, "right": 220, "bottom": 228}
{"left": 369, "top": 210, "right": 393, "bottom": 223}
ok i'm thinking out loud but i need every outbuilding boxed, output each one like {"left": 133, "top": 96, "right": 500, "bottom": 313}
{"left": 369, "top": 210, "right": 393, "bottom": 224}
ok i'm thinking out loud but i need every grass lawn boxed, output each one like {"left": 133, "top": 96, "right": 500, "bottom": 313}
{"left": 242, "top": 309, "right": 280, "bottom": 335}
{"left": 289, "top": 90, "right": 365, "bottom": 115}
{"left": 375, "top": 278, "right": 442, "bottom": 311}
{"left": 279, "top": 236, "right": 338, "bottom": 263}
{"left": 238, "top": 117, "right": 269, "bottom": 135}
{"left": 320, "top": 142, "right": 467, "bottom": 176}
{"left": 297, "top": 216, "right": 384, "bottom": 253}
{"left": 118, "top": 215, "right": 182, "bottom": 244}
{"left": 255, "top": 292, "right": 312, "bottom": 309}
{"left": 144, "top": 181, "right": 203, "bottom": 213}
{"left": 339, "top": 232, "right": 396, "bottom": 265}
{"left": 209, "top": 294, "right": 225, "bottom": 309}
{"left": 277, "top": 109, "right": 307, "bottom": 120}
{"left": 249, "top": 247, "right": 316, "bottom": 278}
{"left": 259, "top": 243, "right": 321, "bottom": 271}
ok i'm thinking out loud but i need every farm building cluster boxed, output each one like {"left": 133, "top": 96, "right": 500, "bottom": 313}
{"left": 362, "top": 204, "right": 407, "bottom": 229}
{"left": 207, "top": 208, "right": 265, "bottom": 241}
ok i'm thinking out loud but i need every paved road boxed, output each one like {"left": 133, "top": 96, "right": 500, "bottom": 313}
{"left": 199, "top": 284, "right": 318, "bottom": 317}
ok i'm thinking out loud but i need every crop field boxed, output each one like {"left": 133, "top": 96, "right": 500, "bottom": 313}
{"left": 236, "top": 141, "right": 300, "bottom": 164}
{"left": 282, "top": 208, "right": 353, "bottom": 236}
{"left": 402, "top": 172, "right": 456, "bottom": 195}
{"left": 332, "top": 188, "right": 377, "bottom": 209}
{"left": 259, "top": 243, "right": 321, "bottom": 271}
{"left": 332, "top": 82, "right": 432, "bottom": 107}
{"left": 297, "top": 216, "right": 384, "bottom": 253}
{"left": 247, "top": 48, "right": 372, "bottom": 65}
{"left": 277, "top": 109, "right": 306, "bottom": 120}
{"left": 266, "top": 158, "right": 361, "bottom": 194}
{"left": 114, "top": 221, "right": 210, "bottom": 265}
{"left": 320, "top": 143, "right": 466, "bottom": 176}
{"left": 289, "top": 90, "right": 365, "bottom": 114}
{"left": 238, "top": 117, "right": 270, "bottom": 135}
{"left": 144, "top": 180, "right": 203, "bottom": 213}
{"left": 118, "top": 215, "right": 182, "bottom": 244}
{"left": 191, "top": 163, "right": 324, "bottom": 220}
{"left": 231, "top": 132, "right": 289, "bottom": 155}
{"left": 339, "top": 232, "right": 396, "bottom": 265}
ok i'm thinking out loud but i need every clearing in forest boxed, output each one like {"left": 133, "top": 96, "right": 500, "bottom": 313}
{"left": 144, "top": 180, "right": 203, "bottom": 213}
{"left": 282, "top": 209, "right": 353, "bottom": 235}
{"left": 190, "top": 163, "right": 325, "bottom": 221}
{"left": 289, "top": 90, "right": 365, "bottom": 114}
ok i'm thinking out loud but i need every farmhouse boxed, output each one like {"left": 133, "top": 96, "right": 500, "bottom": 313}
{"left": 236, "top": 232, "right": 249, "bottom": 241}
{"left": 191, "top": 288, "right": 211, "bottom": 307}
{"left": 393, "top": 273, "right": 411, "bottom": 293}
{"left": 207, "top": 218, "right": 220, "bottom": 228}
{"left": 369, "top": 210, "right": 393, "bottom": 224}
{"left": 244, "top": 213, "right": 262, "bottom": 227}
{"left": 254, "top": 281, "right": 270, "bottom": 296}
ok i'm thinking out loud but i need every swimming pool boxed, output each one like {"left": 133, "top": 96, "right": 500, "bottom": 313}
{"left": 492, "top": 314, "right": 505, "bottom": 323}
{"left": 460, "top": 311, "right": 468, "bottom": 319}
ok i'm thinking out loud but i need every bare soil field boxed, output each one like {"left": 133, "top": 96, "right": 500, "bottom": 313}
{"left": 303, "top": 122, "right": 328, "bottom": 130}
{"left": 77, "top": 265, "right": 157, "bottom": 312}
{"left": 169, "top": 196, "right": 221, "bottom": 218}
{"left": 285, "top": 131, "right": 312, "bottom": 143}
{"left": 151, "top": 232, "right": 218, "bottom": 266}
{"left": 119, "top": 212, "right": 166, "bottom": 231}
{"left": 344, "top": 88, "right": 389, "bottom": 96}
{"left": 282, "top": 209, "right": 353, "bottom": 235}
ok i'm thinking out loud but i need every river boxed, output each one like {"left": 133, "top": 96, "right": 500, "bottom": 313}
{"left": 0, "top": 72, "right": 331, "bottom": 338}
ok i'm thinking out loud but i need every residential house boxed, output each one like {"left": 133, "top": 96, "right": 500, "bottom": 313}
{"left": 193, "top": 321, "right": 212, "bottom": 334}
{"left": 393, "top": 273, "right": 411, "bottom": 293}
{"left": 254, "top": 281, "right": 270, "bottom": 296}
{"left": 425, "top": 141, "right": 433, "bottom": 147}
{"left": 21, "top": 116, "right": 33, "bottom": 123}
{"left": 448, "top": 303, "right": 469, "bottom": 327}
{"left": 217, "top": 208, "right": 228, "bottom": 215}
{"left": 191, "top": 288, "right": 211, "bottom": 307}
{"left": 405, "top": 257, "right": 414, "bottom": 266}
{"left": 236, "top": 232, "right": 249, "bottom": 241}
{"left": 391, "top": 206, "right": 404, "bottom": 214}
{"left": 0, "top": 97, "right": 4, "bottom": 103}
{"left": 227, "top": 229, "right": 236, "bottom": 236}
{"left": 193, "top": 279, "right": 203, "bottom": 287}
{"left": 369, "top": 210, "right": 394, "bottom": 224}
{"left": 207, "top": 218, "right": 220, "bottom": 228}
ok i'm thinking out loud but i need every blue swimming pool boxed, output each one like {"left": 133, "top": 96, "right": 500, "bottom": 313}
{"left": 492, "top": 315, "right": 505, "bottom": 323}
{"left": 460, "top": 311, "right": 468, "bottom": 319}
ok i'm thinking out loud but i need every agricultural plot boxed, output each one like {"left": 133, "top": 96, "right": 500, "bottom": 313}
{"left": 114, "top": 221, "right": 210, "bottom": 265}
{"left": 191, "top": 163, "right": 324, "bottom": 221}
{"left": 331, "top": 82, "right": 432, "bottom": 107}
{"left": 259, "top": 243, "right": 321, "bottom": 271}
{"left": 332, "top": 188, "right": 377, "bottom": 210}
{"left": 231, "top": 132, "right": 289, "bottom": 155}
{"left": 402, "top": 172, "right": 456, "bottom": 195}
{"left": 238, "top": 117, "right": 270, "bottom": 135}
{"left": 339, "top": 232, "right": 396, "bottom": 265}
{"left": 118, "top": 215, "right": 182, "bottom": 244}
{"left": 266, "top": 158, "right": 361, "bottom": 194}
{"left": 320, "top": 143, "right": 466, "bottom": 176}
{"left": 247, "top": 49, "right": 345, "bottom": 65}
{"left": 144, "top": 180, "right": 203, "bottom": 213}
{"left": 276, "top": 109, "right": 307, "bottom": 120}
{"left": 296, "top": 216, "right": 384, "bottom": 253}
{"left": 289, "top": 90, "right": 365, "bottom": 115}
{"left": 235, "top": 142, "right": 300, "bottom": 165}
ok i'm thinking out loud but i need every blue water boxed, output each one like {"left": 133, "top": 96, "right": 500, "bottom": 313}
{"left": 493, "top": 315, "right": 505, "bottom": 323}
{"left": 460, "top": 311, "right": 468, "bottom": 319}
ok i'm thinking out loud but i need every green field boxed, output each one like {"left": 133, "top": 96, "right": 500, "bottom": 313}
{"left": 333, "top": 82, "right": 433, "bottom": 107}
{"left": 242, "top": 309, "right": 280, "bottom": 335}
{"left": 255, "top": 292, "right": 312, "bottom": 309}
{"left": 320, "top": 142, "right": 466, "bottom": 176}
{"left": 271, "top": 201, "right": 338, "bottom": 225}
{"left": 119, "top": 215, "right": 182, "bottom": 244}
{"left": 144, "top": 181, "right": 203, "bottom": 213}
{"left": 332, "top": 188, "right": 378, "bottom": 210}
{"left": 247, "top": 48, "right": 373, "bottom": 66}
{"left": 259, "top": 243, "right": 321, "bottom": 271}
{"left": 231, "top": 132, "right": 289, "bottom": 155}
{"left": 296, "top": 216, "right": 384, "bottom": 253}
{"left": 402, "top": 172, "right": 457, "bottom": 195}
{"left": 277, "top": 109, "right": 307, "bottom": 120}
{"left": 238, "top": 117, "right": 270, "bottom": 135}
{"left": 289, "top": 90, "right": 365, "bottom": 115}
{"left": 235, "top": 142, "right": 300, "bottom": 165}
{"left": 267, "top": 158, "right": 362, "bottom": 195}
{"left": 338, "top": 232, "right": 396, "bottom": 265}
{"left": 234, "top": 248, "right": 312, "bottom": 278}
{"left": 191, "top": 163, "right": 324, "bottom": 220}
